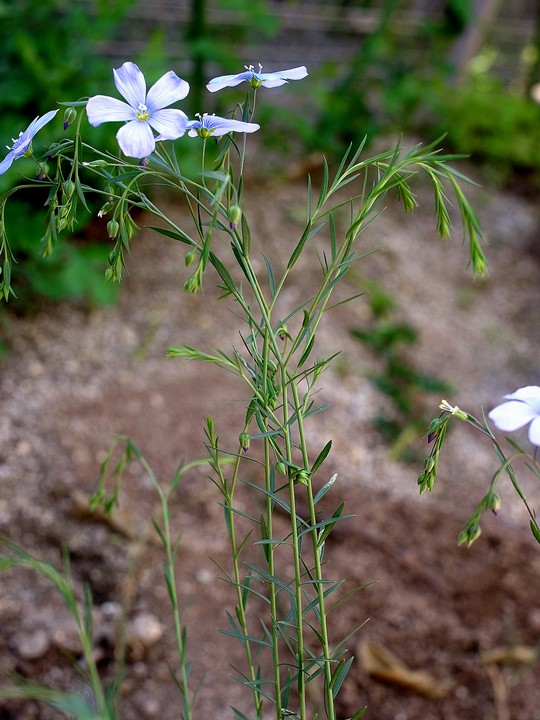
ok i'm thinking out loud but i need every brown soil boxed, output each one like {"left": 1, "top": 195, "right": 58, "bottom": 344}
{"left": 1, "top": 150, "right": 539, "bottom": 720}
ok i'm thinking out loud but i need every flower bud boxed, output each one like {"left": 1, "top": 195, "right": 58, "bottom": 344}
{"left": 239, "top": 432, "right": 250, "bottom": 453}
{"left": 228, "top": 204, "right": 242, "bottom": 229}
{"left": 276, "top": 461, "right": 287, "bottom": 475}
{"left": 82, "top": 159, "right": 109, "bottom": 168}
{"left": 62, "top": 180, "right": 75, "bottom": 200}
{"left": 36, "top": 162, "right": 49, "bottom": 180}
{"left": 63, "top": 107, "right": 77, "bottom": 130}
{"left": 184, "top": 250, "right": 197, "bottom": 267}
{"left": 107, "top": 219, "right": 120, "bottom": 238}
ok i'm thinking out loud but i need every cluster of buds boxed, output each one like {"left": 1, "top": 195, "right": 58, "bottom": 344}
{"left": 417, "top": 399, "right": 469, "bottom": 494}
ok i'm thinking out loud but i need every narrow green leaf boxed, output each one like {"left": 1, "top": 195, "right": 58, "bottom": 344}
{"left": 297, "top": 334, "right": 315, "bottom": 368}
{"left": 262, "top": 253, "right": 276, "bottom": 298}
{"left": 148, "top": 225, "right": 194, "bottom": 245}
{"left": 313, "top": 474, "right": 338, "bottom": 505}
{"left": 287, "top": 221, "right": 325, "bottom": 270}
{"left": 311, "top": 441, "right": 332, "bottom": 475}
{"left": 317, "top": 502, "right": 347, "bottom": 546}
{"left": 530, "top": 519, "right": 540, "bottom": 545}
{"left": 329, "top": 656, "right": 354, "bottom": 698}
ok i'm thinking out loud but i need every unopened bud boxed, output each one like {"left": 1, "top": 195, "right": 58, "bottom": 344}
{"left": 486, "top": 492, "right": 502, "bottom": 515}
{"left": 107, "top": 219, "right": 120, "bottom": 238}
{"left": 239, "top": 432, "right": 250, "bottom": 453}
{"left": 36, "top": 163, "right": 49, "bottom": 180}
{"left": 82, "top": 159, "right": 109, "bottom": 168}
{"left": 62, "top": 180, "right": 75, "bottom": 200}
{"left": 423, "top": 456, "right": 435, "bottom": 473}
{"left": 184, "top": 250, "right": 197, "bottom": 267}
{"left": 228, "top": 204, "right": 242, "bottom": 229}
{"left": 63, "top": 107, "right": 77, "bottom": 130}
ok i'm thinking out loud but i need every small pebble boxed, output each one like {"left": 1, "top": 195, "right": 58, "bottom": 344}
{"left": 15, "top": 628, "right": 50, "bottom": 660}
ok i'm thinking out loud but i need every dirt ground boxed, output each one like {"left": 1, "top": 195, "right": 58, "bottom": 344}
{"left": 1, "top": 145, "right": 539, "bottom": 720}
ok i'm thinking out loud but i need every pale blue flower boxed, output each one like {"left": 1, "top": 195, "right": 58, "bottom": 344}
{"left": 186, "top": 113, "right": 260, "bottom": 138}
{"left": 0, "top": 110, "right": 58, "bottom": 175}
{"left": 86, "top": 62, "right": 189, "bottom": 159}
{"left": 207, "top": 64, "right": 308, "bottom": 93}
{"left": 488, "top": 385, "right": 540, "bottom": 446}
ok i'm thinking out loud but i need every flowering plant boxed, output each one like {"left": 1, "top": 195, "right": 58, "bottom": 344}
{"left": 0, "top": 60, "right": 487, "bottom": 719}
{"left": 419, "top": 388, "right": 540, "bottom": 547}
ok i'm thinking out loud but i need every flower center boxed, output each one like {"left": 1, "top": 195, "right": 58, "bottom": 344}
{"left": 245, "top": 63, "right": 263, "bottom": 89}
{"left": 136, "top": 103, "right": 150, "bottom": 122}
{"left": 10, "top": 132, "right": 25, "bottom": 151}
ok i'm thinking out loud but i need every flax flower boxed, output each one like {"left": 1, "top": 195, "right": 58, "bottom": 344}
{"left": 207, "top": 64, "right": 308, "bottom": 93}
{"left": 0, "top": 110, "right": 58, "bottom": 175}
{"left": 86, "top": 62, "right": 189, "bottom": 158}
{"left": 186, "top": 113, "right": 259, "bottom": 138}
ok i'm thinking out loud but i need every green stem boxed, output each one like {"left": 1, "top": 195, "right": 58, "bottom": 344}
{"left": 280, "top": 364, "right": 306, "bottom": 720}
{"left": 291, "top": 380, "right": 335, "bottom": 720}
{"left": 261, "top": 326, "right": 283, "bottom": 717}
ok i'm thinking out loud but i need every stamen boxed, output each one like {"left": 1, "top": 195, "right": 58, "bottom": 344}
{"left": 136, "top": 103, "right": 150, "bottom": 122}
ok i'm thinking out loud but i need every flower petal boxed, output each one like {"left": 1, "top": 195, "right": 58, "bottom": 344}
{"left": 529, "top": 416, "right": 540, "bottom": 446}
{"left": 0, "top": 151, "right": 16, "bottom": 175}
{"left": 260, "top": 78, "right": 289, "bottom": 88}
{"left": 86, "top": 96, "right": 135, "bottom": 126}
{"left": 116, "top": 120, "right": 155, "bottom": 158}
{"left": 148, "top": 109, "right": 188, "bottom": 140}
{"left": 263, "top": 66, "right": 308, "bottom": 81}
{"left": 113, "top": 62, "right": 146, "bottom": 109}
{"left": 503, "top": 385, "right": 540, "bottom": 413}
{"left": 24, "top": 109, "right": 59, "bottom": 140}
{"left": 146, "top": 72, "right": 189, "bottom": 111}
{"left": 203, "top": 116, "right": 260, "bottom": 136}
{"left": 488, "top": 400, "right": 538, "bottom": 432}
{"left": 206, "top": 73, "right": 251, "bottom": 93}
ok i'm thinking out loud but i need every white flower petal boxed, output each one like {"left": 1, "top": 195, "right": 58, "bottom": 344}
{"left": 146, "top": 72, "right": 189, "bottom": 111}
{"left": 504, "top": 385, "right": 540, "bottom": 413}
{"left": 86, "top": 96, "right": 135, "bottom": 126}
{"left": 116, "top": 120, "right": 155, "bottom": 158}
{"left": 149, "top": 109, "right": 188, "bottom": 140}
{"left": 529, "top": 416, "right": 540, "bottom": 446}
{"left": 113, "top": 62, "right": 146, "bottom": 109}
{"left": 488, "top": 400, "right": 538, "bottom": 432}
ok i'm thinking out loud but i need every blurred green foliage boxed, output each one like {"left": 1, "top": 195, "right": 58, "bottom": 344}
{"left": 428, "top": 73, "right": 540, "bottom": 186}
{"left": 0, "top": 0, "right": 135, "bottom": 309}
{"left": 273, "top": 0, "right": 540, "bottom": 187}
{"left": 351, "top": 280, "right": 454, "bottom": 462}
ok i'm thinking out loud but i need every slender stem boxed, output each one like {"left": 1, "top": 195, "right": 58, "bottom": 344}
{"left": 291, "top": 380, "right": 335, "bottom": 720}
{"left": 261, "top": 327, "right": 283, "bottom": 718}
{"left": 280, "top": 364, "right": 306, "bottom": 720}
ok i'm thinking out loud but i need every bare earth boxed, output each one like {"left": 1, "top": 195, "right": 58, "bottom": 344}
{"left": 1, "top": 150, "right": 539, "bottom": 719}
